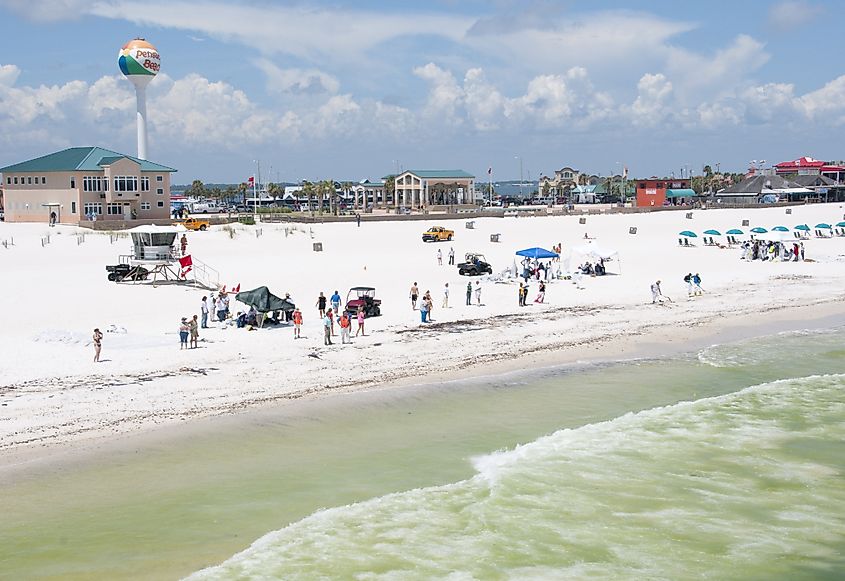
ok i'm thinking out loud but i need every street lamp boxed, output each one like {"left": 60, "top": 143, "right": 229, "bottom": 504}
{"left": 514, "top": 155, "right": 524, "bottom": 198}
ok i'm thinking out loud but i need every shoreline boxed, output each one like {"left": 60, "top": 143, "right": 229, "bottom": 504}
{"left": 3, "top": 296, "right": 845, "bottom": 479}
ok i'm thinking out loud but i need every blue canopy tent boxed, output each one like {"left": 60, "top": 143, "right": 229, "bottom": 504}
{"left": 515, "top": 247, "right": 559, "bottom": 259}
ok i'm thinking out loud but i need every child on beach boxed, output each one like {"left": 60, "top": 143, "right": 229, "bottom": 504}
{"left": 356, "top": 308, "right": 366, "bottom": 336}
{"left": 293, "top": 308, "right": 303, "bottom": 339}
{"left": 189, "top": 315, "right": 199, "bottom": 348}
{"left": 179, "top": 317, "right": 190, "bottom": 349}
{"left": 93, "top": 328, "right": 103, "bottom": 362}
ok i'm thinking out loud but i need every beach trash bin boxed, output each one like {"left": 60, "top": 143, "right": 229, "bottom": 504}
{"left": 490, "top": 234, "right": 500, "bottom": 242}
{"left": 466, "top": 221, "right": 475, "bottom": 229}
{"left": 786, "top": 208, "right": 792, "bottom": 214}
{"left": 313, "top": 242, "right": 323, "bottom": 252}
{"left": 579, "top": 217, "right": 586, "bottom": 224}
{"left": 742, "top": 219, "right": 750, "bottom": 226}
{"left": 629, "top": 227, "right": 637, "bottom": 234}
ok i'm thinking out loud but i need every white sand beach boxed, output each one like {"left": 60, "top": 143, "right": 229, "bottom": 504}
{"left": 2, "top": 204, "right": 845, "bottom": 457}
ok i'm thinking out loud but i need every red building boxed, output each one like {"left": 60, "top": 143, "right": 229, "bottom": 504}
{"left": 774, "top": 156, "right": 845, "bottom": 183}
{"left": 635, "top": 177, "right": 692, "bottom": 207}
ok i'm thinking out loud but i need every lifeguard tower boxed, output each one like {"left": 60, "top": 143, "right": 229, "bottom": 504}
{"left": 115, "top": 224, "right": 219, "bottom": 288}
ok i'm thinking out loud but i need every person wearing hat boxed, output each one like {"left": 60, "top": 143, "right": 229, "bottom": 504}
{"left": 179, "top": 317, "right": 190, "bottom": 350}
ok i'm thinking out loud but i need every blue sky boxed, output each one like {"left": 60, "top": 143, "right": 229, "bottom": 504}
{"left": 0, "top": 0, "right": 843, "bottom": 183}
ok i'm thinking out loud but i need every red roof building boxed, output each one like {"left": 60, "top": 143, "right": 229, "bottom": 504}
{"left": 773, "top": 156, "right": 845, "bottom": 182}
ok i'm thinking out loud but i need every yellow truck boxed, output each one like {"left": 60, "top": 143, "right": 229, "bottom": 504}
{"left": 422, "top": 226, "right": 454, "bottom": 242}
{"left": 177, "top": 217, "right": 210, "bottom": 231}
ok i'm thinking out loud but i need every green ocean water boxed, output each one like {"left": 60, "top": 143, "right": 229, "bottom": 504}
{"left": 2, "top": 328, "right": 844, "bottom": 580}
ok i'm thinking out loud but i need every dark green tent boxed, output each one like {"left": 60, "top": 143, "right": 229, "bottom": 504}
{"left": 235, "top": 286, "right": 295, "bottom": 312}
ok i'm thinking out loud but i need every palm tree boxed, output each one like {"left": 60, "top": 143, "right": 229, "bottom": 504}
{"left": 383, "top": 175, "right": 396, "bottom": 206}
{"left": 342, "top": 181, "right": 354, "bottom": 212}
{"left": 267, "top": 182, "right": 282, "bottom": 204}
{"left": 301, "top": 181, "right": 314, "bottom": 216}
{"left": 236, "top": 182, "right": 248, "bottom": 206}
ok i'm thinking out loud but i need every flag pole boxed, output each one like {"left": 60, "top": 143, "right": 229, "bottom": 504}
{"left": 488, "top": 166, "right": 493, "bottom": 207}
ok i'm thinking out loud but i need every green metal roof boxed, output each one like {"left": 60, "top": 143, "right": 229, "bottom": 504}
{"left": 0, "top": 147, "right": 177, "bottom": 173}
{"left": 403, "top": 169, "right": 475, "bottom": 179}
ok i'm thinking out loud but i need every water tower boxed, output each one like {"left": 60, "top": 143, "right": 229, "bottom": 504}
{"left": 118, "top": 38, "right": 160, "bottom": 160}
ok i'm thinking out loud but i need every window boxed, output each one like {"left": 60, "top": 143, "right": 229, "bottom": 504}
{"left": 83, "top": 176, "right": 107, "bottom": 192}
{"left": 13, "top": 177, "right": 18, "bottom": 185}
{"left": 27, "top": 176, "right": 32, "bottom": 185}
{"left": 71, "top": 201, "right": 77, "bottom": 214}
{"left": 157, "top": 188, "right": 164, "bottom": 195}
{"left": 34, "top": 177, "right": 39, "bottom": 184}
{"left": 639, "top": 183, "right": 646, "bottom": 188}
{"left": 42, "top": 177, "right": 46, "bottom": 185}
{"left": 5, "top": 177, "right": 9, "bottom": 185}
{"left": 83, "top": 202, "right": 103, "bottom": 216}
{"left": 71, "top": 177, "right": 76, "bottom": 189}
{"left": 107, "top": 203, "right": 124, "bottom": 215}
{"left": 140, "top": 176, "right": 150, "bottom": 191}
{"left": 113, "top": 176, "right": 138, "bottom": 192}
{"left": 156, "top": 175, "right": 163, "bottom": 182}
{"left": 157, "top": 200, "right": 164, "bottom": 207}
{"left": 140, "top": 201, "right": 151, "bottom": 211}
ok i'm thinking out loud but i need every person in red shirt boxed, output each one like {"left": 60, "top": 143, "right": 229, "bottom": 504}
{"left": 339, "top": 312, "right": 351, "bottom": 344}
{"left": 292, "top": 308, "right": 303, "bottom": 339}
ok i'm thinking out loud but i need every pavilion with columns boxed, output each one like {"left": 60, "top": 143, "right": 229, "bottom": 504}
{"left": 393, "top": 170, "right": 476, "bottom": 210}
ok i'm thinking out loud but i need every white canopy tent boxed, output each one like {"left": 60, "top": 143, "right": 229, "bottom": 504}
{"left": 566, "top": 243, "right": 621, "bottom": 273}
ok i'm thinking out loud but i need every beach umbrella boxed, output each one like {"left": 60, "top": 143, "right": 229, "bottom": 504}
{"left": 726, "top": 229, "right": 744, "bottom": 235}
{"left": 836, "top": 222, "right": 845, "bottom": 228}
{"left": 815, "top": 223, "right": 832, "bottom": 229}
{"left": 515, "top": 247, "right": 559, "bottom": 259}
{"left": 236, "top": 286, "right": 296, "bottom": 312}
{"left": 750, "top": 227, "right": 768, "bottom": 233}
{"left": 772, "top": 226, "right": 789, "bottom": 232}
{"left": 679, "top": 230, "right": 697, "bottom": 237}
{"left": 703, "top": 229, "right": 721, "bottom": 235}
{"left": 794, "top": 224, "right": 810, "bottom": 231}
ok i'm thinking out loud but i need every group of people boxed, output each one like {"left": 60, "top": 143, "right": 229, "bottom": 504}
{"left": 577, "top": 260, "right": 606, "bottom": 276}
{"left": 683, "top": 272, "right": 704, "bottom": 297}
{"left": 518, "top": 281, "right": 546, "bottom": 305}
{"left": 436, "top": 247, "right": 456, "bottom": 266}
{"left": 178, "top": 315, "right": 200, "bottom": 349}
{"left": 314, "top": 294, "right": 365, "bottom": 345}
{"left": 741, "top": 240, "right": 804, "bottom": 262}
{"left": 521, "top": 258, "right": 556, "bottom": 282}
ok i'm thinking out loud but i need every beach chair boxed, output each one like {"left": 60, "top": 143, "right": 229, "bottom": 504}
{"left": 683, "top": 238, "right": 691, "bottom": 247}
{"left": 678, "top": 238, "right": 684, "bottom": 246}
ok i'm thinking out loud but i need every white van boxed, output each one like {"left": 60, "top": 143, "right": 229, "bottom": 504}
{"left": 190, "top": 201, "right": 226, "bottom": 214}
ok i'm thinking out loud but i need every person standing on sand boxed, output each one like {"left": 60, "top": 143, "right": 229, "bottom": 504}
{"left": 322, "top": 312, "right": 333, "bottom": 345}
{"left": 356, "top": 307, "right": 366, "bottom": 336}
{"left": 215, "top": 294, "right": 226, "bottom": 323}
{"left": 293, "top": 307, "right": 303, "bottom": 339}
{"left": 93, "top": 328, "right": 103, "bottom": 362}
{"left": 684, "top": 273, "right": 693, "bottom": 297}
{"left": 330, "top": 290, "right": 342, "bottom": 315}
{"left": 327, "top": 308, "right": 336, "bottom": 336}
{"left": 356, "top": 213, "right": 361, "bottom": 227}
{"left": 800, "top": 242, "right": 805, "bottom": 261}
{"left": 442, "top": 283, "right": 449, "bottom": 308}
{"left": 651, "top": 280, "right": 663, "bottom": 303}
{"left": 410, "top": 283, "right": 419, "bottom": 310}
{"left": 474, "top": 280, "right": 482, "bottom": 305}
{"left": 437, "top": 248, "right": 443, "bottom": 266}
{"left": 448, "top": 247, "right": 455, "bottom": 265}
{"left": 200, "top": 296, "right": 209, "bottom": 329}
{"left": 466, "top": 281, "right": 472, "bottom": 305}
{"left": 179, "top": 317, "right": 190, "bottom": 350}
{"left": 180, "top": 234, "right": 188, "bottom": 257}
{"left": 420, "top": 295, "right": 429, "bottom": 323}
{"left": 189, "top": 315, "right": 199, "bottom": 348}
{"left": 535, "top": 281, "right": 546, "bottom": 304}
{"left": 518, "top": 283, "right": 524, "bottom": 306}
{"left": 316, "top": 292, "right": 327, "bottom": 317}
{"left": 339, "top": 312, "right": 351, "bottom": 344}
{"left": 693, "top": 273, "right": 703, "bottom": 296}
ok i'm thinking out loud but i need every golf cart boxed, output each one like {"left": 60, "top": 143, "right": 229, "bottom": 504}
{"left": 106, "top": 263, "right": 150, "bottom": 282}
{"left": 345, "top": 286, "right": 381, "bottom": 317}
{"left": 457, "top": 253, "right": 493, "bottom": 276}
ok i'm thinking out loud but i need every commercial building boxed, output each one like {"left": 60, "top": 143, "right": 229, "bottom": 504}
{"left": 635, "top": 178, "right": 692, "bottom": 207}
{"left": 773, "top": 156, "right": 845, "bottom": 183}
{"left": 0, "top": 146, "right": 176, "bottom": 224}
{"left": 394, "top": 170, "right": 476, "bottom": 209}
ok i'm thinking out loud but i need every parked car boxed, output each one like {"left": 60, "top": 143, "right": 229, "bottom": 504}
{"left": 191, "top": 201, "right": 226, "bottom": 213}
{"left": 458, "top": 253, "right": 493, "bottom": 276}
{"left": 177, "top": 217, "right": 210, "bottom": 231}
{"left": 345, "top": 287, "right": 381, "bottom": 317}
{"left": 422, "top": 226, "right": 454, "bottom": 242}
{"left": 106, "top": 263, "right": 149, "bottom": 282}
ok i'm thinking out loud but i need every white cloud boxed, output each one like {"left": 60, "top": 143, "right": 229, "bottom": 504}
{"left": 0, "top": 0, "right": 92, "bottom": 21}
{"left": 629, "top": 73, "right": 673, "bottom": 126}
{"left": 254, "top": 60, "right": 340, "bottom": 96}
{"left": 796, "top": 75, "right": 845, "bottom": 122}
{"left": 0, "top": 64, "right": 21, "bottom": 87}
{"left": 768, "top": 0, "right": 824, "bottom": 29}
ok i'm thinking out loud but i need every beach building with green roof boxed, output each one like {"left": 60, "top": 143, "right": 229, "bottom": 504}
{"left": 1, "top": 147, "right": 176, "bottom": 224}
{"left": 394, "top": 169, "right": 476, "bottom": 210}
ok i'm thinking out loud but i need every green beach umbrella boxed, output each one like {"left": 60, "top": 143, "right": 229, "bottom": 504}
{"left": 794, "top": 224, "right": 810, "bottom": 231}
{"left": 772, "top": 226, "right": 789, "bottom": 231}
{"left": 750, "top": 227, "right": 768, "bottom": 233}
{"left": 703, "top": 229, "right": 721, "bottom": 235}
{"left": 727, "top": 228, "right": 744, "bottom": 235}
{"left": 679, "top": 230, "right": 697, "bottom": 237}
{"left": 815, "top": 223, "right": 832, "bottom": 229}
